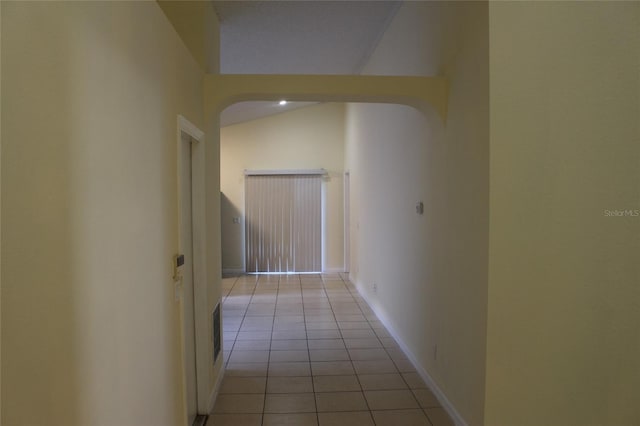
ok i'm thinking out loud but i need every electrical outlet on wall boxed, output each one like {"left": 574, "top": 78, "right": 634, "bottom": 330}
{"left": 372, "top": 282, "right": 377, "bottom": 292}
{"left": 433, "top": 344, "right": 438, "bottom": 360}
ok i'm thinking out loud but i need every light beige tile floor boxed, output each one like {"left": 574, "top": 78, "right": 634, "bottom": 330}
{"left": 209, "top": 274, "right": 454, "bottom": 426}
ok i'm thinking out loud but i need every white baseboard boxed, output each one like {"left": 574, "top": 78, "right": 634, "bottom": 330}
{"left": 352, "top": 279, "right": 469, "bottom": 426}
{"left": 323, "top": 267, "right": 346, "bottom": 273}
{"left": 224, "top": 268, "right": 347, "bottom": 275}
{"left": 207, "top": 364, "right": 225, "bottom": 414}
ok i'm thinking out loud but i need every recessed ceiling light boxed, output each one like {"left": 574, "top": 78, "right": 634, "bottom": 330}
{"left": 279, "top": 100, "right": 287, "bottom": 106}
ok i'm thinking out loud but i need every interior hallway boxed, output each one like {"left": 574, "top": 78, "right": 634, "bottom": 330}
{"left": 212, "top": 274, "right": 454, "bottom": 426}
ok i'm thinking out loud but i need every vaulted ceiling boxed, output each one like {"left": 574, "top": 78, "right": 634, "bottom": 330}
{"left": 213, "top": 0, "right": 400, "bottom": 125}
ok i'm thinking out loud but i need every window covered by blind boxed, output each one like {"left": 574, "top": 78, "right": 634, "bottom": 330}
{"left": 245, "top": 174, "right": 322, "bottom": 272}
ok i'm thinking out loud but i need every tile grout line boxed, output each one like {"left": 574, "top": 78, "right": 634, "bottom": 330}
{"left": 219, "top": 274, "right": 446, "bottom": 425}
{"left": 345, "top": 277, "right": 425, "bottom": 424}
{"left": 227, "top": 274, "right": 263, "bottom": 417}
{"left": 300, "top": 274, "right": 320, "bottom": 424}
{"left": 312, "top": 275, "right": 342, "bottom": 424}
{"left": 336, "top": 275, "right": 378, "bottom": 425}
{"left": 223, "top": 275, "right": 243, "bottom": 367}
{"left": 261, "top": 273, "right": 279, "bottom": 425}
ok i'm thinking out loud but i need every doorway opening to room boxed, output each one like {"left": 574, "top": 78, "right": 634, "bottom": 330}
{"left": 219, "top": 102, "right": 349, "bottom": 278}
{"left": 214, "top": 96, "right": 453, "bottom": 424}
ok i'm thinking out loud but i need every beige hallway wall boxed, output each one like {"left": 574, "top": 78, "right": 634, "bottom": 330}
{"left": 220, "top": 103, "right": 346, "bottom": 273}
{"left": 1, "top": 2, "right": 208, "bottom": 425}
{"left": 486, "top": 2, "right": 640, "bottom": 425}
{"left": 345, "top": 2, "right": 489, "bottom": 425}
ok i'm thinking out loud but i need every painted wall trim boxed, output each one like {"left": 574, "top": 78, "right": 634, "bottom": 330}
{"left": 352, "top": 279, "right": 469, "bottom": 426}
{"left": 179, "top": 115, "right": 204, "bottom": 140}
{"left": 207, "top": 365, "right": 225, "bottom": 414}
{"left": 244, "top": 168, "right": 326, "bottom": 176}
{"left": 321, "top": 180, "right": 327, "bottom": 273}
{"left": 343, "top": 171, "right": 350, "bottom": 274}
{"left": 177, "top": 114, "right": 210, "bottom": 416}
{"left": 323, "top": 267, "right": 346, "bottom": 274}
{"left": 205, "top": 74, "right": 448, "bottom": 123}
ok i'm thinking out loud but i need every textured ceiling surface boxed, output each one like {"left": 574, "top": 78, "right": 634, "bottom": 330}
{"left": 221, "top": 101, "right": 318, "bottom": 127}
{"left": 214, "top": 1, "right": 400, "bottom": 75}
{"left": 214, "top": 1, "right": 400, "bottom": 125}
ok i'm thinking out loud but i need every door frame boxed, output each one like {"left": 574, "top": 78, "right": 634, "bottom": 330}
{"left": 344, "top": 171, "right": 350, "bottom": 273}
{"left": 177, "top": 115, "right": 208, "bottom": 421}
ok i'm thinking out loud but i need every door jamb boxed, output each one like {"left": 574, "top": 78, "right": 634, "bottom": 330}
{"left": 177, "top": 115, "right": 208, "bottom": 421}
{"left": 344, "top": 171, "right": 350, "bottom": 274}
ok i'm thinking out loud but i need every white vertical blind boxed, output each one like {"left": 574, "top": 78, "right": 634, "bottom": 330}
{"left": 245, "top": 174, "right": 322, "bottom": 272}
